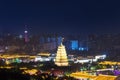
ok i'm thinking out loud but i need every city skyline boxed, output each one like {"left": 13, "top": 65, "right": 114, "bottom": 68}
{"left": 0, "top": 0, "right": 120, "bottom": 34}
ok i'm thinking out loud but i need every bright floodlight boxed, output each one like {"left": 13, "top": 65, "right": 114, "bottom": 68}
{"left": 24, "top": 30, "right": 28, "bottom": 33}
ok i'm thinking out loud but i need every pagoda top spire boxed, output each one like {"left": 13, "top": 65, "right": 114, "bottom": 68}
{"left": 60, "top": 38, "right": 64, "bottom": 45}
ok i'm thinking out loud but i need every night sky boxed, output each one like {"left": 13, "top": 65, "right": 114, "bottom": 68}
{"left": 0, "top": 0, "right": 120, "bottom": 35}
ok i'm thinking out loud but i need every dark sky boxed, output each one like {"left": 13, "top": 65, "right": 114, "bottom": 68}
{"left": 0, "top": 0, "right": 120, "bottom": 35}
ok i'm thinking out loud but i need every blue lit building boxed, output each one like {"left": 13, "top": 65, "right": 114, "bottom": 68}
{"left": 70, "top": 40, "right": 78, "bottom": 50}
{"left": 79, "top": 40, "right": 89, "bottom": 51}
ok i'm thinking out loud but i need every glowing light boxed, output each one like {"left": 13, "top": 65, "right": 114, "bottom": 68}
{"left": 70, "top": 72, "right": 117, "bottom": 80}
{"left": 24, "top": 30, "right": 28, "bottom": 33}
{"left": 79, "top": 47, "right": 84, "bottom": 51}
{"left": 23, "top": 69, "right": 37, "bottom": 75}
{"left": 55, "top": 43, "right": 69, "bottom": 66}
{"left": 19, "top": 35, "right": 23, "bottom": 38}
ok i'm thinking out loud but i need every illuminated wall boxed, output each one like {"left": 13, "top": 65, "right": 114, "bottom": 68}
{"left": 71, "top": 40, "right": 78, "bottom": 50}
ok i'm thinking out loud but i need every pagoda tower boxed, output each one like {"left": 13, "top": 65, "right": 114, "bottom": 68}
{"left": 55, "top": 39, "right": 69, "bottom": 66}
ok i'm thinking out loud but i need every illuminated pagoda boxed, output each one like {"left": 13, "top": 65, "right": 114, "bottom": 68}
{"left": 55, "top": 39, "right": 69, "bottom": 66}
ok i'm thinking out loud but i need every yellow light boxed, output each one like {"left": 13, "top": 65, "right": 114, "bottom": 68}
{"left": 70, "top": 71, "right": 117, "bottom": 80}
{"left": 5, "top": 61, "right": 10, "bottom": 65}
{"left": 23, "top": 69, "right": 38, "bottom": 75}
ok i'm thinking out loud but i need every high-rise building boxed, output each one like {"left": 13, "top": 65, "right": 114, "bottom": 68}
{"left": 24, "top": 26, "right": 29, "bottom": 43}
{"left": 71, "top": 40, "right": 78, "bottom": 50}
